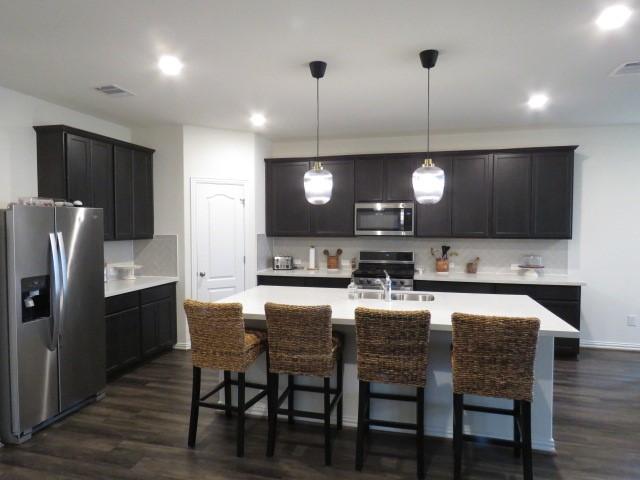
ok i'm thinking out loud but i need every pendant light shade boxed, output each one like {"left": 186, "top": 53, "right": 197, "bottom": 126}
{"left": 413, "top": 158, "right": 445, "bottom": 204}
{"left": 304, "top": 162, "right": 333, "bottom": 205}
{"left": 413, "top": 49, "right": 445, "bottom": 205}
{"left": 304, "top": 61, "right": 333, "bottom": 205}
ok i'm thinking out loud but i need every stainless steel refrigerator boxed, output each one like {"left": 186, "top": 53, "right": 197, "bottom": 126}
{"left": 0, "top": 204, "right": 105, "bottom": 443}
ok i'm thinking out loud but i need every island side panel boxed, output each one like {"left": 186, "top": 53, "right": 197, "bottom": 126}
{"left": 224, "top": 321, "right": 556, "bottom": 452}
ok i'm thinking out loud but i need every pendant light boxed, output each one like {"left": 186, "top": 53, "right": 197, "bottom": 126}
{"left": 412, "top": 49, "right": 445, "bottom": 205}
{"left": 304, "top": 60, "right": 333, "bottom": 205}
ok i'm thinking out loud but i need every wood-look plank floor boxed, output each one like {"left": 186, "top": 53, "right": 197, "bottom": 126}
{"left": 1, "top": 349, "right": 638, "bottom": 479}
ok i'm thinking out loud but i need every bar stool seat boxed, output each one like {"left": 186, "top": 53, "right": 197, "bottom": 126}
{"left": 184, "top": 300, "right": 269, "bottom": 458}
{"left": 354, "top": 307, "right": 431, "bottom": 480}
{"left": 451, "top": 312, "right": 540, "bottom": 480}
{"left": 264, "top": 302, "right": 344, "bottom": 466}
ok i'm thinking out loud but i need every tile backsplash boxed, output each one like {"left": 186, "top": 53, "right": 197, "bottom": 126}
{"left": 133, "top": 235, "right": 178, "bottom": 276}
{"left": 104, "top": 235, "right": 179, "bottom": 277}
{"left": 269, "top": 237, "right": 568, "bottom": 274}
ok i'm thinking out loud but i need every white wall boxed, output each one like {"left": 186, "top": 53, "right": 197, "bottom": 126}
{"left": 271, "top": 124, "right": 640, "bottom": 350}
{"left": 0, "top": 85, "right": 130, "bottom": 208}
{"left": 131, "top": 126, "right": 187, "bottom": 346}
{"left": 182, "top": 126, "right": 270, "bottom": 342}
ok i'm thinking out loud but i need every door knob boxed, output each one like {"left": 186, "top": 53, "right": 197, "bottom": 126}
{"left": 199, "top": 272, "right": 206, "bottom": 277}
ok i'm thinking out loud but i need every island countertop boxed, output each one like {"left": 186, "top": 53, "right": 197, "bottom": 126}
{"left": 220, "top": 285, "right": 578, "bottom": 338}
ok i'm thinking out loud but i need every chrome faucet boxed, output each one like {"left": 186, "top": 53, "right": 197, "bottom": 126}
{"left": 374, "top": 270, "right": 392, "bottom": 301}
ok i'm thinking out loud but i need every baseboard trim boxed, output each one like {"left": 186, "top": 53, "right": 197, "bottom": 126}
{"left": 173, "top": 342, "right": 191, "bottom": 351}
{"left": 580, "top": 341, "right": 640, "bottom": 352}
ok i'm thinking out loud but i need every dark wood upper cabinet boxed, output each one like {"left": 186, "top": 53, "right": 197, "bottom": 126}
{"left": 532, "top": 151, "right": 573, "bottom": 238}
{"left": 133, "top": 150, "right": 154, "bottom": 239}
{"left": 65, "top": 134, "right": 93, "bottom": 207}
{"left": 90, "top": 140, "right": 115, "bottom": 240}
{"left": 451, "top": 154, "right": 492, "bottom": 237}
{"left": 492, "top": 153, "right": 532, "bottom": 238}
{"left": 355, "top": 156, "right": 384, "bottom": 201}
{"left": 266, "top": 146, "right": 575, "bottom": 239}
{"left": 354, "top": 154, "right": 420, "bottom": 202}
{"left": 35, "top": 125, "right": 154, "bottom": 242}
{"left": 267, "top": 159, "right": 311, "bottom": 236}
{"left": 311, "top": 158, "right": 355, "bottom": 236}
{"left": 383, "top": 154, "right": 421, "bottom": 201}
{"left": 114, "top": 146, "right": 134, "bottom": 240}
{"left": 416, "top": 155, "right": 453, "bottom": 237}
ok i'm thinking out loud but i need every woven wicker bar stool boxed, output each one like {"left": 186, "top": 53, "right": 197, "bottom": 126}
{"left": 264, "top": 302, "right": 344, "bottom": 466}
{"left": 451, "top": 312, "right": 540, "bottom": 480}
{"left": 354, "top": 307, "right": 431, "bottom": 480}
{"left": 183, "top": 300, "right": 268, "bottom": 457}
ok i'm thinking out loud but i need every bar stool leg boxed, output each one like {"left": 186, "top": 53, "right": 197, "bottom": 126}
{"left": 224, "top": 370, "right": 232, "bottom": 418}
{"left": 365, "top": 381, "right": 371, "bottom": 435}
{"left": 324, "top": 376, "right": 332, "bottom": 466}
{"left": 522, "top": 400, "right": 533, "bottom": 480}
{"left": 287, "top": 375, "right": 295, "bottom": 424}
{"left": 355, "top": 380, "right": 367, "bottom": 471}
{"left": 237, "top": 372, "right": 246, "bottom": 457}
{"left": 266, "top": 372, "right": 279, "bottom": 457}
{"left": 417, "top": 386, "right": 425, "bottom": 480}
{"left": 337, "top": 348, "right": 344, "bottom": 430}
{"left": 188, "top": 366, "right": 201, "bottom": 448}
{"left": 453, "top": 393, "right": 464, "bottom": 480}
{"left": 513, "top": 399, "right": 521, "bottom": 458}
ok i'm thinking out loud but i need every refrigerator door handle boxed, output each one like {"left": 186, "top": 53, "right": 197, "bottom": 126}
{"left": 48, "top": 233, "right": 62, "bottom": 351}
{"left": 56, "top": 232, "right": 68, "bottom": 290}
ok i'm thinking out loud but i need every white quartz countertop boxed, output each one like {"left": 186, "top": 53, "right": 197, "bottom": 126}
{"left": 413, "top": 271, "right": 585, "bottom": 286}
{"left": 105, "top": 276, "right": 179, "bottom": 298}
{"left": 220, "top": 285, "right": 579, "bottom": 338}
{"left": 257, "top": 268, "right": 584, "bottom": 286}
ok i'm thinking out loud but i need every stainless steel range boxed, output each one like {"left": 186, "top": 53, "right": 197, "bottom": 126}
{"left": 352, "top": 251, "right": 415, "bottom": 291}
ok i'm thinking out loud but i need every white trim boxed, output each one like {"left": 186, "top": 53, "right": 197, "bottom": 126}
{"left": 580, "top": 340, "right": 640, "bottom": 352}
{"left": 173, "top": 342, "right": 191, "bottom": 351}
{"left": 189, "top": 177, "right": 247, "bottom": 299}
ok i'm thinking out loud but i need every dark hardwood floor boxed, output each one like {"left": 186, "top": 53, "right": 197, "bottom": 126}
{"left": 1, "top": 349, "right": 638, "bottom": 479}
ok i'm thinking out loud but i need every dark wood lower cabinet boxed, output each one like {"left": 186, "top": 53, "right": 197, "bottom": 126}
{"left": 257, "top": 275, "right": 350, "bottom": 289}
{"left": 105, "top": 283, "right": 177, "bottom": 379}
{"left": 105, "top": 307, "right": 141, "bottom": 377}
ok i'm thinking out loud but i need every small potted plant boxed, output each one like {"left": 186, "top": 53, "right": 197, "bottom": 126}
{"left": 431, "top": 246, "right": 458, "bottom": 273}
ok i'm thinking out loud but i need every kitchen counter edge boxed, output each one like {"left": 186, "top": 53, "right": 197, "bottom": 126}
{"left": 105, "top": 276, "right": 179, "bottom": 298}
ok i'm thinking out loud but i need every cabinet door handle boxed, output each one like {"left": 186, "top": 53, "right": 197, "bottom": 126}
{"left": 199, "top": 272, "right": 206, "bottom": 277}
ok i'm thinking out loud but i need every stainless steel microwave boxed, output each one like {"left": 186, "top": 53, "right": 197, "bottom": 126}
{"left": 354, "top": 202, "right": 415, "bottom": 236}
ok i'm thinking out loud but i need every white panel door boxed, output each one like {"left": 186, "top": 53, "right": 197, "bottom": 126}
{"left": 193, "top": 181, "right": 245, "bottom": 302}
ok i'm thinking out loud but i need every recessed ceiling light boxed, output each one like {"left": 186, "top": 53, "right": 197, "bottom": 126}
{"left": 158, "top": 55, "right": 183, "bottom": 76}
{"left": 527, "top": 94, "right": 549, "bottom": 110}
{"left": 250, "top": 113, "right": 266, "bottom": 127}
{"left": 596, "top": 5, "right": 633, "bottom": 30}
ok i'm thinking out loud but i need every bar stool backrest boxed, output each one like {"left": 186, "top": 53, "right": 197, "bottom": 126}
{"left": 264, "top": 302, "right": 333, "bottom": 376}
{"left": 451, "top": 312, "right": 540, "bottom": 402}
{"left": 354, "top": 307, "right": 431, "bottom": 388}
{"left": 184, "top": 300, "right": 245, "bottom": 370}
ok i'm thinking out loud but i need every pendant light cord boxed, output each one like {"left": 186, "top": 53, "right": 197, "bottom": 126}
{"left": 316, "top": 77, "right": 320, "bottom": 162}
{"left": 427, "top": 67, "right": 430, "bottom": 155}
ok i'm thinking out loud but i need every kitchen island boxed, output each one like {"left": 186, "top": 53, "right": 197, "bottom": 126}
{"left": 219, "top": 285, "right": 578, "bottom": 452}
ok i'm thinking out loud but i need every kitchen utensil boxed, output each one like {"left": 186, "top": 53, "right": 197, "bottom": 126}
{"left": 323, "top": 248, "right": 343, "bottom": 271}
{"left": 466, "top": 257, "right": 480, "bottom": 274}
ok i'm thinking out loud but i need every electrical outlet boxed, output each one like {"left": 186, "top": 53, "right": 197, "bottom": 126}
{"left": 626, "top": 315, "right": 638, "bottom": 327}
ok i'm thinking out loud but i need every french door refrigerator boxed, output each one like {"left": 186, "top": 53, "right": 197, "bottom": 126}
{"left": 0, "top": 205, "right": 105, "bottom": 443}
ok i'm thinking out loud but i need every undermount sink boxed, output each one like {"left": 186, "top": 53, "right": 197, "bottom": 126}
{"left": 352, "top": 290, "right": 435, "bottom": 302}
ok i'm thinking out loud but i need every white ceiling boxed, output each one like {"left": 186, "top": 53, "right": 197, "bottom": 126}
{"left": 0, "top": 0, "right": 638, "bottom": 140}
